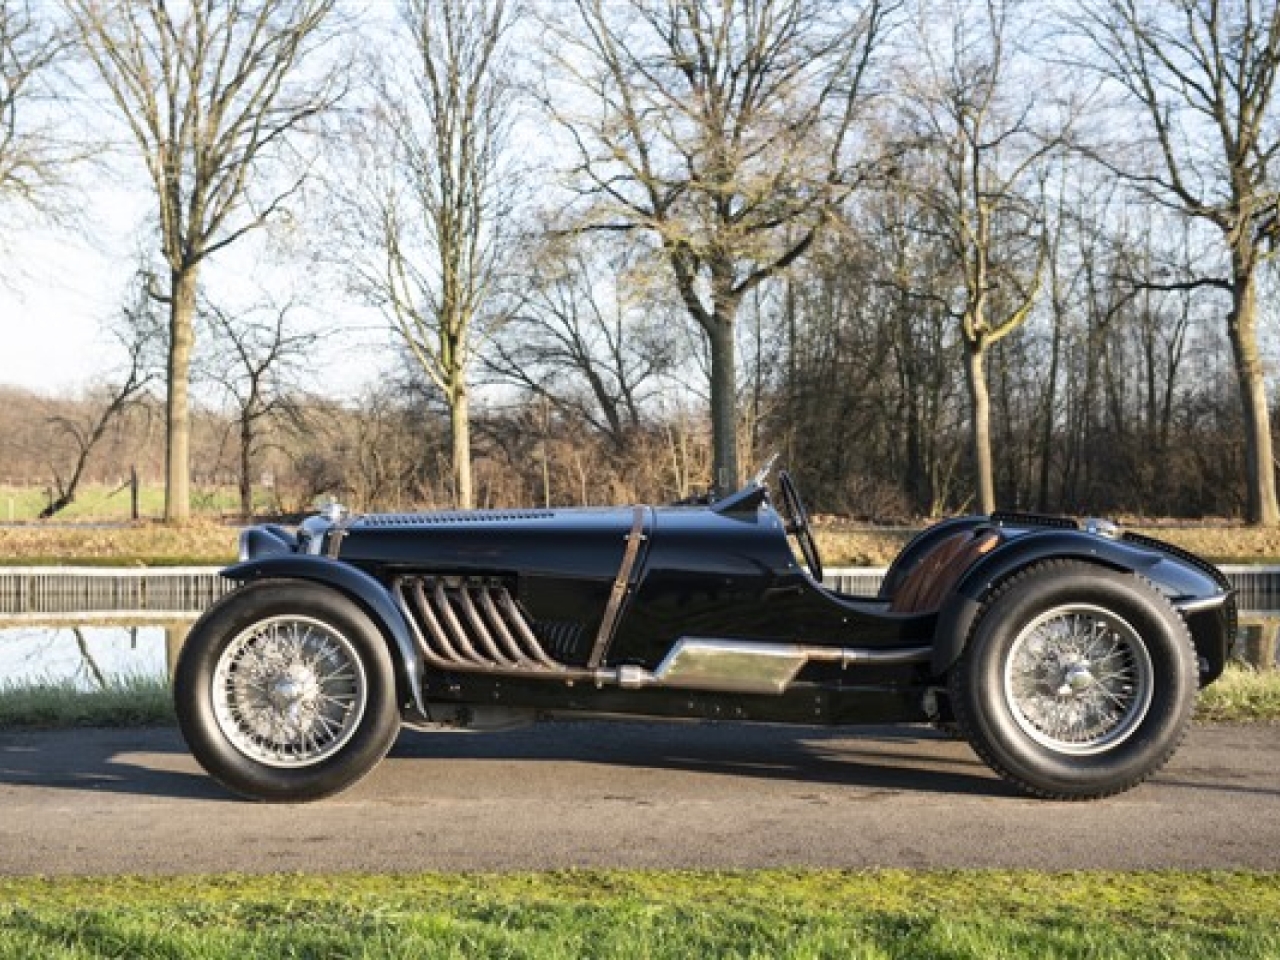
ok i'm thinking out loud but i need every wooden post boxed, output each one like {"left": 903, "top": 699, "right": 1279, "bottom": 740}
{"left": 165, "top": 621, "right": 192, "bottom": 681}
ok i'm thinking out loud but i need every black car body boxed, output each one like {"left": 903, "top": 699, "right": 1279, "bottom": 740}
{"left": 175, "top": 467, "right": 1234, "bottom": 802}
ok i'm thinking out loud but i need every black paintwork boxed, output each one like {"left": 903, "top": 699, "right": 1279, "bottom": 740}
{"left": 224, "top": 475, "right": 1235, "bottom": 723}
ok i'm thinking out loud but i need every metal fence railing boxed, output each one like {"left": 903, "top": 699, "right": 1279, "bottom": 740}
{"left": 2, "top": 563, "right": 1279, "bottom": 616}
{"left": 822, "top": 568, "right": 888, "bottom": 598}
{"left": 0, "top": 567, "right": 232, "bottom": 617}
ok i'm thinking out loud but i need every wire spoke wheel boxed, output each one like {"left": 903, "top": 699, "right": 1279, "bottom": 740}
{"left": 212, "top": 615, "right": 369, "bottom": 768}
{"left": 1002, "top": 604, "right": 1154, "bottom": 756}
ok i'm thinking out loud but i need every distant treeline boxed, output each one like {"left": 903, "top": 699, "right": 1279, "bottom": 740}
{"left": 0, "top": 312, "right": 1253, "bottom": 522}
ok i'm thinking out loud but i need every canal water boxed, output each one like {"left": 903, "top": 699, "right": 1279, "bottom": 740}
{"left": 0, "top": 622, "right": 192, "bottom": 691}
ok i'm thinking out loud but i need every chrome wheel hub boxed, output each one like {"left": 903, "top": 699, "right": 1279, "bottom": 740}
{"left": 212, "top": 616, "right": 367, "bottom": 768}
{"left": 1059, "top": 663, "right": 1094, "bottom": 696}
{"left": 1003, "top": 604, "right": 1154, "bottom": 756}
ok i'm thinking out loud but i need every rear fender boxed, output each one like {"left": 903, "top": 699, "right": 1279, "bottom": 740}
{"left": 222, "top": 556, "right": 429, "bottom": 720}
{"left": 930, "top": 531, "right": 1166, "bottom": 677}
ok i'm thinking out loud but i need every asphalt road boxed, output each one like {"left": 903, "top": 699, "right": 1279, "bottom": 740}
{"left": 0, "top": 722, "right": 1276, "bottom": 875}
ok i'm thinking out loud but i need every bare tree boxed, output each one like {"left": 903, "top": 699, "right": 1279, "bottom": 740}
{"left": 42, "top": 275, "right": 163, "bottom": 518}
{"left": 68, "top": 0, "right": 343, "bottom": 522}
{"left": 895, "top": 0, "right": 1055, "bottom": 514}
{"left": 342, "top": 0, "right": 520, "bottom": 509}
{"left": 544, "top": 0, "right": 894, "bottom": 494}
{"left": 1082, "top": 0, "right": 1280, "bottom": 524}
{"left": 484, "top": 235, "right": 676, "bottom": 454}
{"left": 200, "top": 298, "right": 318, "bottom": 519}
{"left": 0, "top": 0, "right": 67, "bottom": 215}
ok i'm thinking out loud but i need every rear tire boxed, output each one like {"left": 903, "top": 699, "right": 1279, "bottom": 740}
{"left": 948, "top": 561, "right": 1197, "bottom": 800}
{"left": 174, "top": 579, "right": 401, "bottom": 802}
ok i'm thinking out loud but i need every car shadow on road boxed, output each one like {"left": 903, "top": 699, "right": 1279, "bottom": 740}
{"left": 0, "top": 728, "right": 227, "bottom": 801}
{"left": 389, "top": 721, "right": 1019, "bottom": 799}
{"left": 0, "top": 721, "right": 1016, "bottom": 801}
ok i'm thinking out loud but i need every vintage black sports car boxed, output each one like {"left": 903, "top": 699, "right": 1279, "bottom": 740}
{"left": 175, "top": 461, "right": 1234, "bottom": 802}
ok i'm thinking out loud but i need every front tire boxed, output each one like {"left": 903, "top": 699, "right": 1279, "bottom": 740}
{"left": 174, "top": 579, "right": 401, "bottom": 802}
{"left": 949, "top": 561, "right": 1197, "bottom": 800}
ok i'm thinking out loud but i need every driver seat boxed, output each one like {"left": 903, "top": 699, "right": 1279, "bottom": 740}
{"left": 888, "top": 528, "right": 1001, "bottom": 614}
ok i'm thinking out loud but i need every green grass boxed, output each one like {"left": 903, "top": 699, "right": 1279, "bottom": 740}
{"left": 0, "top": 483, "right": 166, "bottom": 522}
{"left": 0, "top": 871, "right": 1276, "bottom": 959}
{"left": 1197, "top": 663, "right": 1280, "bottom": 723}
{"left": 0, "top": 675, "right": 172, "bottom": 729}
{"left": 0, "top": 483, "right": 277, "bottom": 523}
{"left": 0, "top": 520, "right": 239, "bottom": 566}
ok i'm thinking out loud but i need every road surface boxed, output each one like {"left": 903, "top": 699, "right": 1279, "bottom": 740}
{"left": 0, "top": 722, "right": 1276, "bottom": 874}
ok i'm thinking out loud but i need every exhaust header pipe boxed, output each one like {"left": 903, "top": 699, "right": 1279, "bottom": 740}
{"left": 392, "top": 575, "right": 929, "bottom": 696}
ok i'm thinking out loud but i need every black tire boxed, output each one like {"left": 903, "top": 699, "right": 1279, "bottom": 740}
{"left": 948, "top": 560, "right": 1197, "bottom": 800}
{"left": 174, "top": 579, "right": 401, "bottom": 802}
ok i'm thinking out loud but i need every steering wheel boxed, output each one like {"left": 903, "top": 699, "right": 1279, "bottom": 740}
{"left": 776, "top": 470, "right": 823, "bottom": 582}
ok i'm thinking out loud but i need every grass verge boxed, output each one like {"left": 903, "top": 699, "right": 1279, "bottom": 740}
{"left": 814, "top": 521, "right": 1280, "bottom": 566}
{"left": 0, "top": 676, "right": 172, "bottom": 729}
{"left": 3, "top": 514, "right": 1280, "bottom": 567}
{"left": 0, "top": 871, "right": 1277, "bottom": 959}
{"left": 0, "top": 665, "right": 1275, "bottom": 730}
{"left": 0, "top": 521, "right": 239, "bottom": 567}
{"left": 1195, "top": 663, "right": 1280, "bottom": 723}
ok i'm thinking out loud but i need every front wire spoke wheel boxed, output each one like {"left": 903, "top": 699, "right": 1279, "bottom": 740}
{"left": 1003, "top": 604, "right": 1154, "bottom": 756}
{"left": 212, "top": 615, "right": 369, "bottom": 769}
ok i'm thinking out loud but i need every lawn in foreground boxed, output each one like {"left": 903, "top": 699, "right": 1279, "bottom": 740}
{"left": 1, "top": 871, "right": 1277, "bottom": 959}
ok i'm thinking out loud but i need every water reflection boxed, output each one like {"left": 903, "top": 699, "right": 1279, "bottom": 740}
{"left": 0, "top": 621, "right": 192, "bottom": 689}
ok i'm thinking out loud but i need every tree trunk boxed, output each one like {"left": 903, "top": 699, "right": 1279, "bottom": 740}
{"left": 239, "top": 414, "right": 253, "bottom": 520}
{"left": 1228, "top": 263, "right": 1279, "bottom": 526}
{"left": 164, "top": 265, "right": 198, "bottom": 524}
{"left": 707, "top": 317, "right": 739, "bottom": 496}
{"left": 964, "top": 343, "right": 996, "bottom": 515}
{"left": 1037, "top": 297, "right": 1063, "bottom": 513}
{"left": 450, "top": 377, "right": 474, "bottom": 509}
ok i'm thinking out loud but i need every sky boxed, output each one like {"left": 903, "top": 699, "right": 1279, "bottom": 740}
{"left": 0, "top": 188, "right": 391, "bottom": 402}
{"left": 1, "top": 221, "right": 128, "bottom": 394}
{"left": 0, "top": 3, "right": 406, "bottom": 402}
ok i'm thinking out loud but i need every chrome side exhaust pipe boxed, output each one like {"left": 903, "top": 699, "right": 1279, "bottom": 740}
{"left": 392, "top": 576, "right": 930, "bottom": 696}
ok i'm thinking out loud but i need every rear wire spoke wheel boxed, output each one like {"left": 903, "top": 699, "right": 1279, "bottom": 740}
{"left": 1003, "top": 605, "right": 1153, "bottom": 756}
{"left": 948, "top": 560, "right": 1197, "bottom": 800}
{"left": 175, "top": 580, "right": 400, "bottom": 802}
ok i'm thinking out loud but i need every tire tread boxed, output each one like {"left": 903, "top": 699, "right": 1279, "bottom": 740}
{"left": 947, "top": 559, "right": 1197, "bottom": 801}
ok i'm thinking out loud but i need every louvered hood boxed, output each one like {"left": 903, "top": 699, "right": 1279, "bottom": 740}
{"left": 329, "top": 507, "right": 646, "bottom": 580}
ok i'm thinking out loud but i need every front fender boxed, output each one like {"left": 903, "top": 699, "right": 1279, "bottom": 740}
{"left": 222, "top": 556, "right": 429, "bottom": 720}
{"left": 930, "top": 530, "right": 1217, "bottom": 676}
